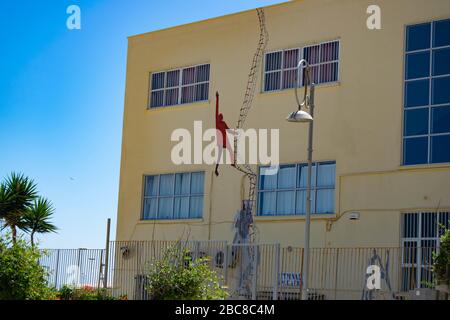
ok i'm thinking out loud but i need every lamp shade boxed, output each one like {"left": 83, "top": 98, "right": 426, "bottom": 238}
{"left": 286, "top": 110, "right": 313, "bottom": 122}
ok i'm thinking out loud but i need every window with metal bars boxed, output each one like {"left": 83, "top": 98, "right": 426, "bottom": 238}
{"left": 142, "top": 172, "right": 205, "bottom": 220}
{"left": 263, "top": 40, "right": 340, "bottom": 92}
{"left": 401, "top": 211, "right": 450, "bottom": 290}
{"left": 149, "top": 64, "right": 210, "bottom": 108}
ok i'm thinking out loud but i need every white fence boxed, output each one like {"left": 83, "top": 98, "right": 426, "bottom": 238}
{"left": 39, "top": 241, "right": 441, "bottom": 300}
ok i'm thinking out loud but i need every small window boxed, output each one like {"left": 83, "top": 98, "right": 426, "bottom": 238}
{"left": 263, "top": 40, "right": 339, "bottom": 92}
{"left": 149, "top": 64, "right": 210, "bottom": 108}
{"left": 257, "top": 162, "right": 336, "bottom": 216}
{"left": 142, "top": 172, "right": 205, "bottom": 220}
{"left": 403, "top": 19, "right": 450, "bottom": 165}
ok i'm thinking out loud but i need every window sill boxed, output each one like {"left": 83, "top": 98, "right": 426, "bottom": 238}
{"left": 254, "top": 214, "right": 336, "bottom": 222}
{"left": 146, "top": 100, "right": 210, "bottom": 112}
{"left": 398, "top": 162, "right": 450, "bottom": 171}
{"left": 138, "top": 218, "right": 203, "bottom": 224}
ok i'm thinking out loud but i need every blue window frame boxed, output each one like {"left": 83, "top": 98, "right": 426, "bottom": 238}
{"left": 257, "top": 162, "right": 336, "bottom": 216}
{"left": 403, "top": 19, "right": 450, "bottom": 165}
{"left": 142, "top": 172, "right": 205, "bottom": 220}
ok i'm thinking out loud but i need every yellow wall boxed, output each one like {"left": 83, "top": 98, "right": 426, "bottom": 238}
{"left": 116, "top": 0, "right": 450, "bottom": 247}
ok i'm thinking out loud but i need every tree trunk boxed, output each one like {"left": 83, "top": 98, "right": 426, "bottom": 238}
{"left": 31, "top": 231, "right": 35, "bottom": 247}
{"left": 11, "top": 226, "right": 17, "bottom": 244}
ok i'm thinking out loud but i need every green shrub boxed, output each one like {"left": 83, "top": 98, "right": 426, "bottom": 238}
{"left": 57, "top": 285, "right": 118, "bottom": 300}
{"left": 433, "top": 227, "right": 450, "bottom": 285}
{"left": 146, "top": 245, "right": 228, "bottom": 300}
{"left": 0, "top": 233, "right": 56, "bottom": 300}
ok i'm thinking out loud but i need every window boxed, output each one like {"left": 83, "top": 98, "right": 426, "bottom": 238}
{"left": 401, "top": 212, "right": 450, "bottom": 290}
{"left": 403, "top": 19, "right": 450, "bottom": 165}
{"left": 149, "top": 64, "right": 210, "bottom": 108}
{"left": 263, "top": 40, "right": 339, "bottom": 92}
{"left": 142, "top": 172, "right": 205, "bottom": 220}
{"left": 257, "top": 162, "right": 336, "bottom": 216}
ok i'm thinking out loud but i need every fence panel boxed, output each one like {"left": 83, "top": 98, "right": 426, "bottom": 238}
{"left": 39, "top": 248, "right": 105, "bottom": 290}
{"left": 39, "top": 243, "right": 439, "bottom": 300}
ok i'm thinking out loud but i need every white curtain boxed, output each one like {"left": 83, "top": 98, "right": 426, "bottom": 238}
{"left": 189, "top": 196, "right": 203, "bottom": 218}
{"left": 258, "top": 192, "right": 276, "bottom": 215}
{"left": 159, "top": 174, "right": 174, "bottom": 196}
{"left": 174, "top": 197, "right": 189, "bottom": 219}
{"left": 190, "top": 172, "right": 204, "bottom": 194}
{"left": 277, "top": 191, "right": 295, "bottom": 215}
{"left": 158, "top": 198, "right": 173, "bottom": 219}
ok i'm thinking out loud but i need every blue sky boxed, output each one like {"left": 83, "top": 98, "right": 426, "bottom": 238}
{"left": 0, "top": 0, "right": 284, "bottom": 248}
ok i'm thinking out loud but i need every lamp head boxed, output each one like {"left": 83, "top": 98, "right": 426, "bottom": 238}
{"left": 286, "top": 110, "right": 313, "bottom": 122}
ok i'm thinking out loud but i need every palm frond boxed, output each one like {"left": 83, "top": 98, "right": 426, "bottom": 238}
{"left": 22, "top": 197, "right": 58, "bottom": 234}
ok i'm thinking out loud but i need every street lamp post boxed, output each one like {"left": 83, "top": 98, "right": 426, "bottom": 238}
{"left": 286, "top": 59, "right": 315, "bottom": 300}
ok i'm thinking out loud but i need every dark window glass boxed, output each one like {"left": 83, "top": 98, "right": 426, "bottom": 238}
{"left": 181, "top": 86, "right": 195, "bottom": 104}
{"left": 421, "top": 213, "right": 437, "bottom": 238}
{"left": 166, "top": 70, "right": 180, "bottom": 87}
{"left": 182, "top": 67, "right": 195, "bottom": 85}
{"left": 404, "top": 108, "right": 429, "bottom": 136}
{"left": 405, "top": 52, "right": 430, "bottom": 79}
{"left": 403, "top": 213, "right": 418, "bottom": 238}
{"left": 265, "top": 72, "right": 281, "bottom": 91}
{"left": 195, "top": 64, "right": 210, "bottom": 82}
{"left": 151, "top": 72, "right": 165, "bottom": 90}
{"left": 265, "top": 52, "right": 282, "bottom": 71}
{"left": 432, "top": 76, "right": 450, "bottom": 105}
{"left": 433, "top": 19, "right": 450, "bottom": 47}
{"left": 320, "top": 41, "right": 339, "bottom": 62}
{"left": 405, "top": 79, "right": 429, "bottom": 108}
{"left": 303, "top": 45, "right": 320, "bottom": 64}
{"left": 403, "top": 137, "right": 428, "bottom": 165}
{"left": 406, "top": 23, "right": 431, "bottom": 52}
{"left": 431, "top": 105, "right": 450, "bottom": 134}
{"left": 150, "top": 91, "right": 164, "bottom": 108}
{"left": 320, "top": 62, "right": 339, "bottom": 84}
{"left": 283, "top": 49, "right": 299, "bottom": 68}
{"left": 282, "top": 69, "right": 298, "bottom": 89}
{"left": 195, "top": 83, "right": 209, "bottom": 101}
{"left": 164, "top": 88, "right": 178, "bottom": 106}
{"left": 432, "top": 48, "right": 450, "bottom": 76}
{"left": 431, "top": 135, "right": 450, "bottom": 163}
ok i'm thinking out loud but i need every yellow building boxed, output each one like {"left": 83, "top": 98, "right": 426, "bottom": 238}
{"left": 115, "top": 0, "right": 450, "bottom": 298}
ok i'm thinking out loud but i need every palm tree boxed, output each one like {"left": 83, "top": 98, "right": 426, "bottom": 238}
{"left": 22, "top": 197, "right": 57, "bottom": 246}
{"left": 0, "top": 173, "right": 38, "bottom": 242}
